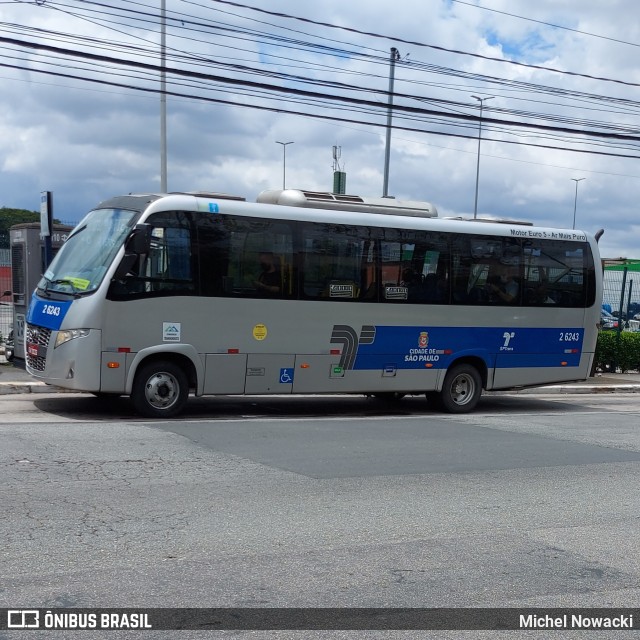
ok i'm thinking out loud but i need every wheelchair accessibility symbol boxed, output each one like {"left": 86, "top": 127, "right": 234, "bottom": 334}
{"left": 279, "top": 368, "right": 294, "bottom": 384}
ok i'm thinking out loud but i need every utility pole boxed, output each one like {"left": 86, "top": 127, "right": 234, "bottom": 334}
{"left": 382, "top": 47, "right": 400, "bottom": 198}
{"left": 160, "top": 0, "right": 167, "bottom": 192}
{"left": 472, "top": 95, "right": 494, "bottom": 218}
{"left": 276, "top": 141, "right": 294, "bottom": 189}
{"left": 571, "top": 178, "right": 585, "bottom": 229}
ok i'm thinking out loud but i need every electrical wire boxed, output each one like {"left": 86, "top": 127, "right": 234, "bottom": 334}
{"left": 3, "top": 0, "right": 640, "bottom": 165}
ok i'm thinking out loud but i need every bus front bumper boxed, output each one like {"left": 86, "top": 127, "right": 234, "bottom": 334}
{"left": 26, "top": 328, "right": 102, "bottom": 392}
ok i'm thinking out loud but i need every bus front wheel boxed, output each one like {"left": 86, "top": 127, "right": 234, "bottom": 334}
{"left": 433, "top": 364, "right": 482, "bottom": 413}
{"left": 132, "top": 360, "right": 188, "bottom": 418}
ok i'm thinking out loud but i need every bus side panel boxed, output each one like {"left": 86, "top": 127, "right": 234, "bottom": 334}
{"left": 491, "top": 357, "right": 592, "bottom": 389}
{"left": 204, "top": 354, "right": 247, "bottom": 395}
{"left": 342, "top": 369, "right": 443, "bottom": 394}
{"left": 490, "top": 319, "right": 592, "bottom": 389}
{"left": 291, "top": 354, "right": 443, "bottom": 394}
{"left": 100, "top": 351, "right": 127, "bottom": 393}
{"left": 244, "top": 353, "right": 295, "bottom": 394}
{"left": 291, "top": 355, "right": 339, "bottom": 393}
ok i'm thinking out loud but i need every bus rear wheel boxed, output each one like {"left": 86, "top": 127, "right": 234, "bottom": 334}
{"left": 132, "top": 360, "right": 188, "bottom": 418}
{"left": 433, "top": 364, "right": 482, "bottom": 413}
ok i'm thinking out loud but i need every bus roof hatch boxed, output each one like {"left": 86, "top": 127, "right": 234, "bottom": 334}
{"left": 257, "top": 189, "right": 437, "bottom": 217}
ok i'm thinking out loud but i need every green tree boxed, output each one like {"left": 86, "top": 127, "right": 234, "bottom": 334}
{"left": 0, "top": 207, "right": 61, "bottom": 248}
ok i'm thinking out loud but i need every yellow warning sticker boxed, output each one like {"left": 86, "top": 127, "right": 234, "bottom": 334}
{"left": 252, "top": 324, "right": 268, "bottom": 341}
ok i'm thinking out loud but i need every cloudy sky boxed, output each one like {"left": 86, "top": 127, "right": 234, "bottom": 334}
{"left": 1, "top": 0, "right": 640, "bottom": 259}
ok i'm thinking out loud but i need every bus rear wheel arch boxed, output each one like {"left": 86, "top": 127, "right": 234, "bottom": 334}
{"left": 131, "top": 359, "right": 189, "bottom": 418}
{"left": 429, "top": 362, "right": 484, "bottom": 413}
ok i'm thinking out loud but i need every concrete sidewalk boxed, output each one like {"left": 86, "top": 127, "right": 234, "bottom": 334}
{"left": 1, "top": 359, "right": 640, "bottom": 396}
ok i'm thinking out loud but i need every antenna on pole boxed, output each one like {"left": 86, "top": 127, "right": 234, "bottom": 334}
{"left": 332, "top": 145, "right": 346, "bottom": 194}
{"left": 332, "top": 145, "right": 342, "bottom": 172}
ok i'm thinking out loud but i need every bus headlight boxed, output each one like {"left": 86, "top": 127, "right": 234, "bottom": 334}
{"left": 55, "top": 329, "right": 90, "bottom": 349}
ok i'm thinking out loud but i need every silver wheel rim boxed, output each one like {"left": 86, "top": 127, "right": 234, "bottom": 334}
{"left": 144, "top": 371, "right": 179, "bottom": 410}
{"left": 449, "top": 372, "right": 477, "bottom": 406}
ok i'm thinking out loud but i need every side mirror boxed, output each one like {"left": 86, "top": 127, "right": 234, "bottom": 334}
{"left": 126, "top": 224, "right": 152, "bottom": 254}
{"left": 113, "top": 254, "right": 138, "bottom": 281}
{"left": 113, "top": 224, "right": 151, "bottom": 280}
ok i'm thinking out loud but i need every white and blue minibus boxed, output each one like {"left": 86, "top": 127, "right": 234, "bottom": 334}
{"left": 25, "top": 189, "right": 602, "bottom": 417}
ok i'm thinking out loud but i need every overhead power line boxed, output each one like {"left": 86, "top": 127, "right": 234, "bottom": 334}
{"left": 450, "top": 0, "right": 640, "bottom": 49}
{"left": 3, "top": 57, "right": 640, "bottom": 161}
{"left": 208, "top": 0, "right": 640, "bottom": 88}
{"left": 3, "top": 34, "right": 640, "bottom": 149}
{"left": 3, "top": 0, "right": 640, "bottom": 169}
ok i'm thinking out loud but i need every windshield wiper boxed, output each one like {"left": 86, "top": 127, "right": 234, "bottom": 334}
{"left": 39, "top": 275, "right": 53, "bottom": 298}
{"left": 52, "top": 279, "right": 87, "bottom": 297}
{"left": 40, "top": 277, "right": 85, "bottom": 298}
{"left": 69, "top": 224, "right": 87, "bottom": 238}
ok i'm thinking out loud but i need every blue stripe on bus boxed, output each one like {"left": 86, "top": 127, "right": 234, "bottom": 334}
{"left": 351, "top": 325, "right": 584, "bottom": 370}
{"left": 26, "top": 294, "right": 72, "bottom": 330}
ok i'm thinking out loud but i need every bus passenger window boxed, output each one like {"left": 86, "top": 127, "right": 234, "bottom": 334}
{"left": 145, "top": 226, "right": 194, "bottom": 292}
{"left": 452, "top": 235, "right": 522, "bottom": 305}
{"left": 522, "top": 240, "right": 590, "bottom": 307}
{"left": 108, "top": 213, "right": 196, "bottom": 299}
{"left": 253, "top": 252, "right": 281, "bottom": 295}
{"left": 301, "top": 223, "right": 364, "bottom": 300}
{"left": 380, "top": 235, "right": 449, "bottom": 304}
{"left": 486, "top": 263, "right": 519, "bottom": 304}
{"left": 224, "top": 218, "right": 293, "bottom": 298}
{"left": 197, "top": 215, "right": 232, "bottom": 297}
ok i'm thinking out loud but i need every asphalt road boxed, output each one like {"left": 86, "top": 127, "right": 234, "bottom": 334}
{"left": 2, "top": 392, "right": 640, "bottom": 639}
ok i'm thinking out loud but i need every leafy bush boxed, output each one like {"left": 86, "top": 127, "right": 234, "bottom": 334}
{"left": 595, "top": 330, "right": 640, "bottom": 373}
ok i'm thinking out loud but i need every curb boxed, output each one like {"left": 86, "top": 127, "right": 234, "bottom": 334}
{"left": 490, "top": 384, "right": 640, "bottom": 395}
{"left": 1, "top": 381, "right": 640, "bottom": 397}
{"left": 0, "top": 381, "right": 72, "bottom": 395}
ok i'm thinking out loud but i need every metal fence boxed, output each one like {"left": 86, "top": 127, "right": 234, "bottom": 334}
{"left": 0, "top": 248, "right": 11, "bottom": 350}
{"left": 602, "top": 259, "right": 640, "bottom": 329}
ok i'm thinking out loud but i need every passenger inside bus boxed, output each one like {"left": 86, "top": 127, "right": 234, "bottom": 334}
{"left": 253, "top": 251, "right": 281, "bottom": 295}
{"left": 487, "top": 262, "right": 519, "bottom": 304}
{"left": 527, "top": 281, "right": 557, "bottom": 305}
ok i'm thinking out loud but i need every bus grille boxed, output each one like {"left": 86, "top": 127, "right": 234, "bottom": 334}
{"left": 26, "top": 324, "right": 51, "bottom": 372}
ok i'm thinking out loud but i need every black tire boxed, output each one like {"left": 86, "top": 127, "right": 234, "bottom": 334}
{"left": 435, "top": 363, "right": 482, "bottom": 413}
{"left": 425, "top": 391, "right": 441, "bottom": 406}
{"left": 131, "top": 360, "right": 188, "bottom": 418}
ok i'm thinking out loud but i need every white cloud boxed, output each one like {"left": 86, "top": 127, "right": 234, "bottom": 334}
{"left": 1, "top": 0, "right": 640, "bottom": 260}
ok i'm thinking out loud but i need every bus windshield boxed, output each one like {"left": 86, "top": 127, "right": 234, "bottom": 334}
{"left": 38, "top": 208, "right": 139, "bottom": 296}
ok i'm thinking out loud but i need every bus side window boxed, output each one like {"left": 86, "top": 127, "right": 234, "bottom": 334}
{"left": 197, "top": 215, "right": 232, "bottom": 297}
{"left": 376, "top": 233, "right": 447, "bottom": 304}
{"left": 225, "top": 218, "right": 294, "bottom": 298}
{"left": 416, "top": 245, "right": 449, "bottom": 304}
{"left": 108, "top": 212, "right": 196, "bottom": 299}
{"left": 522, "top": 241, "right": 589, "bottom": 307}
{"left": 144, "top": 226, "right": 195, "bottom": 293}
{"left": 301, "top": 223, "right": 364, "bottom": 300}
{"left": 452, "top": 236, "right": 522, "bottom": 305}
